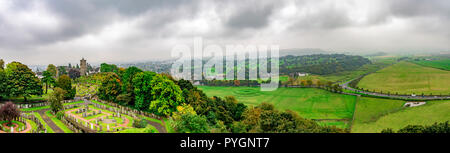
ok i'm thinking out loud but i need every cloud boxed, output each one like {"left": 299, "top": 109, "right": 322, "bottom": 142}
{"left": 0, "top": 0, "right": 448, "bottom": 65}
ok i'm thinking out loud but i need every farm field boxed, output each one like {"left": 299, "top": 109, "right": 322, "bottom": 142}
{"left": 357, "top": 61, "right": 450, "bottom": 95}
{"left": 352, "top": 100, "right": 450, "bottom": 133}
{"left": 197, "top": 86, "right": 357, "bottom": 120}
{"left": 412, "top": 59, "right": 450, "bottom": 71}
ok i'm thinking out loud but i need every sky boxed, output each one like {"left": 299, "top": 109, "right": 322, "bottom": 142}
{"left": 0, "top": 0, "right": 449, "bottom": 65}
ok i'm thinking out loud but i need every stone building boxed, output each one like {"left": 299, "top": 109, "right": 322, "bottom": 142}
{"left": 80, "top": 58, "right": 87, "bottom": 76}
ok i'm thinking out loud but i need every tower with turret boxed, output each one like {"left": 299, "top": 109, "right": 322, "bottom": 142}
{"left": 80, "top": 58, "right": 87, "bottom": 76}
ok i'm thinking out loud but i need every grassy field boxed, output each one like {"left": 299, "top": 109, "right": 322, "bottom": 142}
{"left": 412, "top": 59, "right": 450, "bottom": 71}
{"left": 197, "top": 86, "right": 357, "bottom": 120}
{"left": 352, "top": 100, "right": 450, "bottom": 133}
{"left": 357, "top": 61, "right": 450, "bottom": 95}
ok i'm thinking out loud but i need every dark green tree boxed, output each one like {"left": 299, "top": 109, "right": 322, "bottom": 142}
{"left": 132, "top": 71, "right": 156, "bottom": 110}
{"left": 148, "top": 74, "right": 184, "bottom": 116}
{"left": 56, "top": 75, "right": 76, "bottom": 100}
{"left": 173, "top": 113, "right": 210, "bottom": 133}
{"left": 5, "top": 62, "right": 42, "bottom": 102}
{"left": 49, "top": 87, "right": 65, "bottom": 113}
{"left": 98, "top": 72, "right": 122, "bottom": 102}
{"left": 42, "top": 71, "right": 55, "bottom": 94}
{"left": 118, "top": 66, "right": 143, "bottom": 106}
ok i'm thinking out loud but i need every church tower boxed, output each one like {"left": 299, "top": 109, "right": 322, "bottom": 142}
{"left": 80, "top": 58, "right": 87, "bottom": 76}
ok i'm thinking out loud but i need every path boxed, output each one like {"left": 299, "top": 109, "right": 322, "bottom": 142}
{"left": 145, "top": 120, "right": 167, "bottom": 133}
{"left": 37, "top": 110, "right": 64, "bottom": 133}
{"left": 341, "top": 78, "right": 450, "bottom": 100}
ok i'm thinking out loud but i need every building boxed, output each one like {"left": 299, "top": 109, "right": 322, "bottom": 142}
{"left": 80, "top": 58, "right": 87, "bottom": 76}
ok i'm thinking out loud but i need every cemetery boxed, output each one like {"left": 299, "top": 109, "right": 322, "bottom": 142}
{"left": 0, "top": 98, "right": 165, "bottom": 133}
{"left": 63, "top": 104, "right": 135, "bottom": 132}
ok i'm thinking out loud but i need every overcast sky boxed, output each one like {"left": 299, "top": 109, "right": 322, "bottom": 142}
{"left": 0, "top": 0, "right": 449, "bottom": 65}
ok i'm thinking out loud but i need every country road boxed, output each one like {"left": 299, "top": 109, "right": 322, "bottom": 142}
{"left": 341, "top": 79, "right": 450, "bottom": 100}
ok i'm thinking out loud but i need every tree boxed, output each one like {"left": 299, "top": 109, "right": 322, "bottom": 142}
{"left": 0, "top": 59, "right": 4, "bottom": 70}
{"left": 68, "top": 68, "right": 81, "bottom": 79}
{"left": 56, "top": 75, "right": 76, "bottom": 100}
{"left": 240, "top": 103, "right": 346, "bottom": 133}
{"left": 0, "top": 102, "right": 21, "bottom": 125}
{"left": 173, "top": 113, "right": 210, "bottom": 133}
{"left": 58, "top": 66, "right": 67, "bottom": 76}
{"left": 49, "top": 87, "right": 65, "bottom": 113}
{"left": 133, "top": 71, "right": 156, "bottom": 110}
{"left": 0, "top": 68, "right": 7, "bottom": 99}
{"left": 148, "top": 74, "right": 184, "bottom": 116}
{"left": 172, "top": 104, "right": 196, "bottom": 121}
{"left": 234, "top": 80, "right": 240, "bottom": 86}
{"left": 42, "top": 71, "right": 55, "bottom": 94}
{"left": 100, "top": 63, "right": 119, "bottom": 73}
{"left": 98, "top": 72, "right": 122, "bottom": 102}
{"left": 306, "top": 80, "right": 313, "bottom": 87}
{"left": 46, "top": 64, "right": 57, "bottom": 78}
{"left": 5, "top": 62, "right": 43, "bottom": 102}
{"left": 119, "top": 67, "right": 143, "bottom": 106}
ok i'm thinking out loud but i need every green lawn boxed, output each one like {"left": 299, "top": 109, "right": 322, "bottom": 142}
{"left": 352, "top": 100, "right": 450, "bottom": 133}
{"left": 198, "top": 86, "right": 357, "bottom": 120}
{"left": 357, "top": 61, "right": 450, "bottom": 95}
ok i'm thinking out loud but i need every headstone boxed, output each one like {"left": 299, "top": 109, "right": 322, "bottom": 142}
{"left": 90, "top": 123, "right": 93, "bottom": 130}
{"left": 11, "top": 126, "right": 14, "bottom": 133}
{"left": 107, "top": 125, "right": 110, "bottom": 131}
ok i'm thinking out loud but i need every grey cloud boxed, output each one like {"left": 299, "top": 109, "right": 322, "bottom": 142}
{"left": 389, "top": 0, "right": 450, "bottom": 18}
{"left": 226, "top": 4, "right": 276, "bottom": 29}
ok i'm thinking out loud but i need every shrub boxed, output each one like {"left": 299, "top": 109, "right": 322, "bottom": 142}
{"left": 56, "top": 111, "right": 65, "bottom": 120}
{"left": 133, "top": 119, "right": 148, "bottom": 128}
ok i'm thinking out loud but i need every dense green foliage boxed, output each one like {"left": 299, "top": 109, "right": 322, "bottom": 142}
{"left": 100, "top": 63, "right": 119, "bottom": 73}
{"left": 173, "top": 113, "right": 210, "bottom": 133}
{"left": 132, "top": 71, "right": 156, "bottom": 110}
{"left": 98, "top": 72, "right": 122, "bottom": 102}
{"left": 46, "top": 64, "right": 57, "bottom": 78}
{"left": 234, "top": 103, "right": 346, "bottom": 133}
{"left": 49, "top": 87, "right": 65, "bottom": 113}
{"left": 2, "top": 61, "right": 43, "bottom": 101}
{"left": 382, "top": 121, "right": 449, "bottom": 133}
{"left": 148, "top": 74, "right": 184, "bottom": 116}
{"left": 279, "top": 54, "right": 371, "bottom": 75}
{"left": 56, "top": 75, "right": 76, "bottom": 100}
{"left": 118, "top": 66, "right": 143, "bottom": 106}
{"left": 42, "top": 71, "right": 55, "bottom": 94}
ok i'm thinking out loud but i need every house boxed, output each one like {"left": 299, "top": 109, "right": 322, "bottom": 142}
{"left": 298, "top": 72, "right": 309, "bottom": 77}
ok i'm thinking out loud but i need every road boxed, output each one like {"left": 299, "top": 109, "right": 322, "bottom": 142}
{"left": 341, "top": 79, "right": 450, "bottom": 100}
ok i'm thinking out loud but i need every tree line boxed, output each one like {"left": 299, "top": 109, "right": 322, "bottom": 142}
{"left": 279, "top": 54, "right": 371, "bottom": 75}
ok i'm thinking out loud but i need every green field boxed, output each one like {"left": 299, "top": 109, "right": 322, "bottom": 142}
{"left": 412, "top": 59, "right": 450, "bottom": 71}
{"left": 352, "top": 100, "right": 450, "bottom": 133}
{"left": 197, "top": 86, "right": 357, "bottom": 120}
{"left": 357, "top": 61, "right": 450, "bottom": 95}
